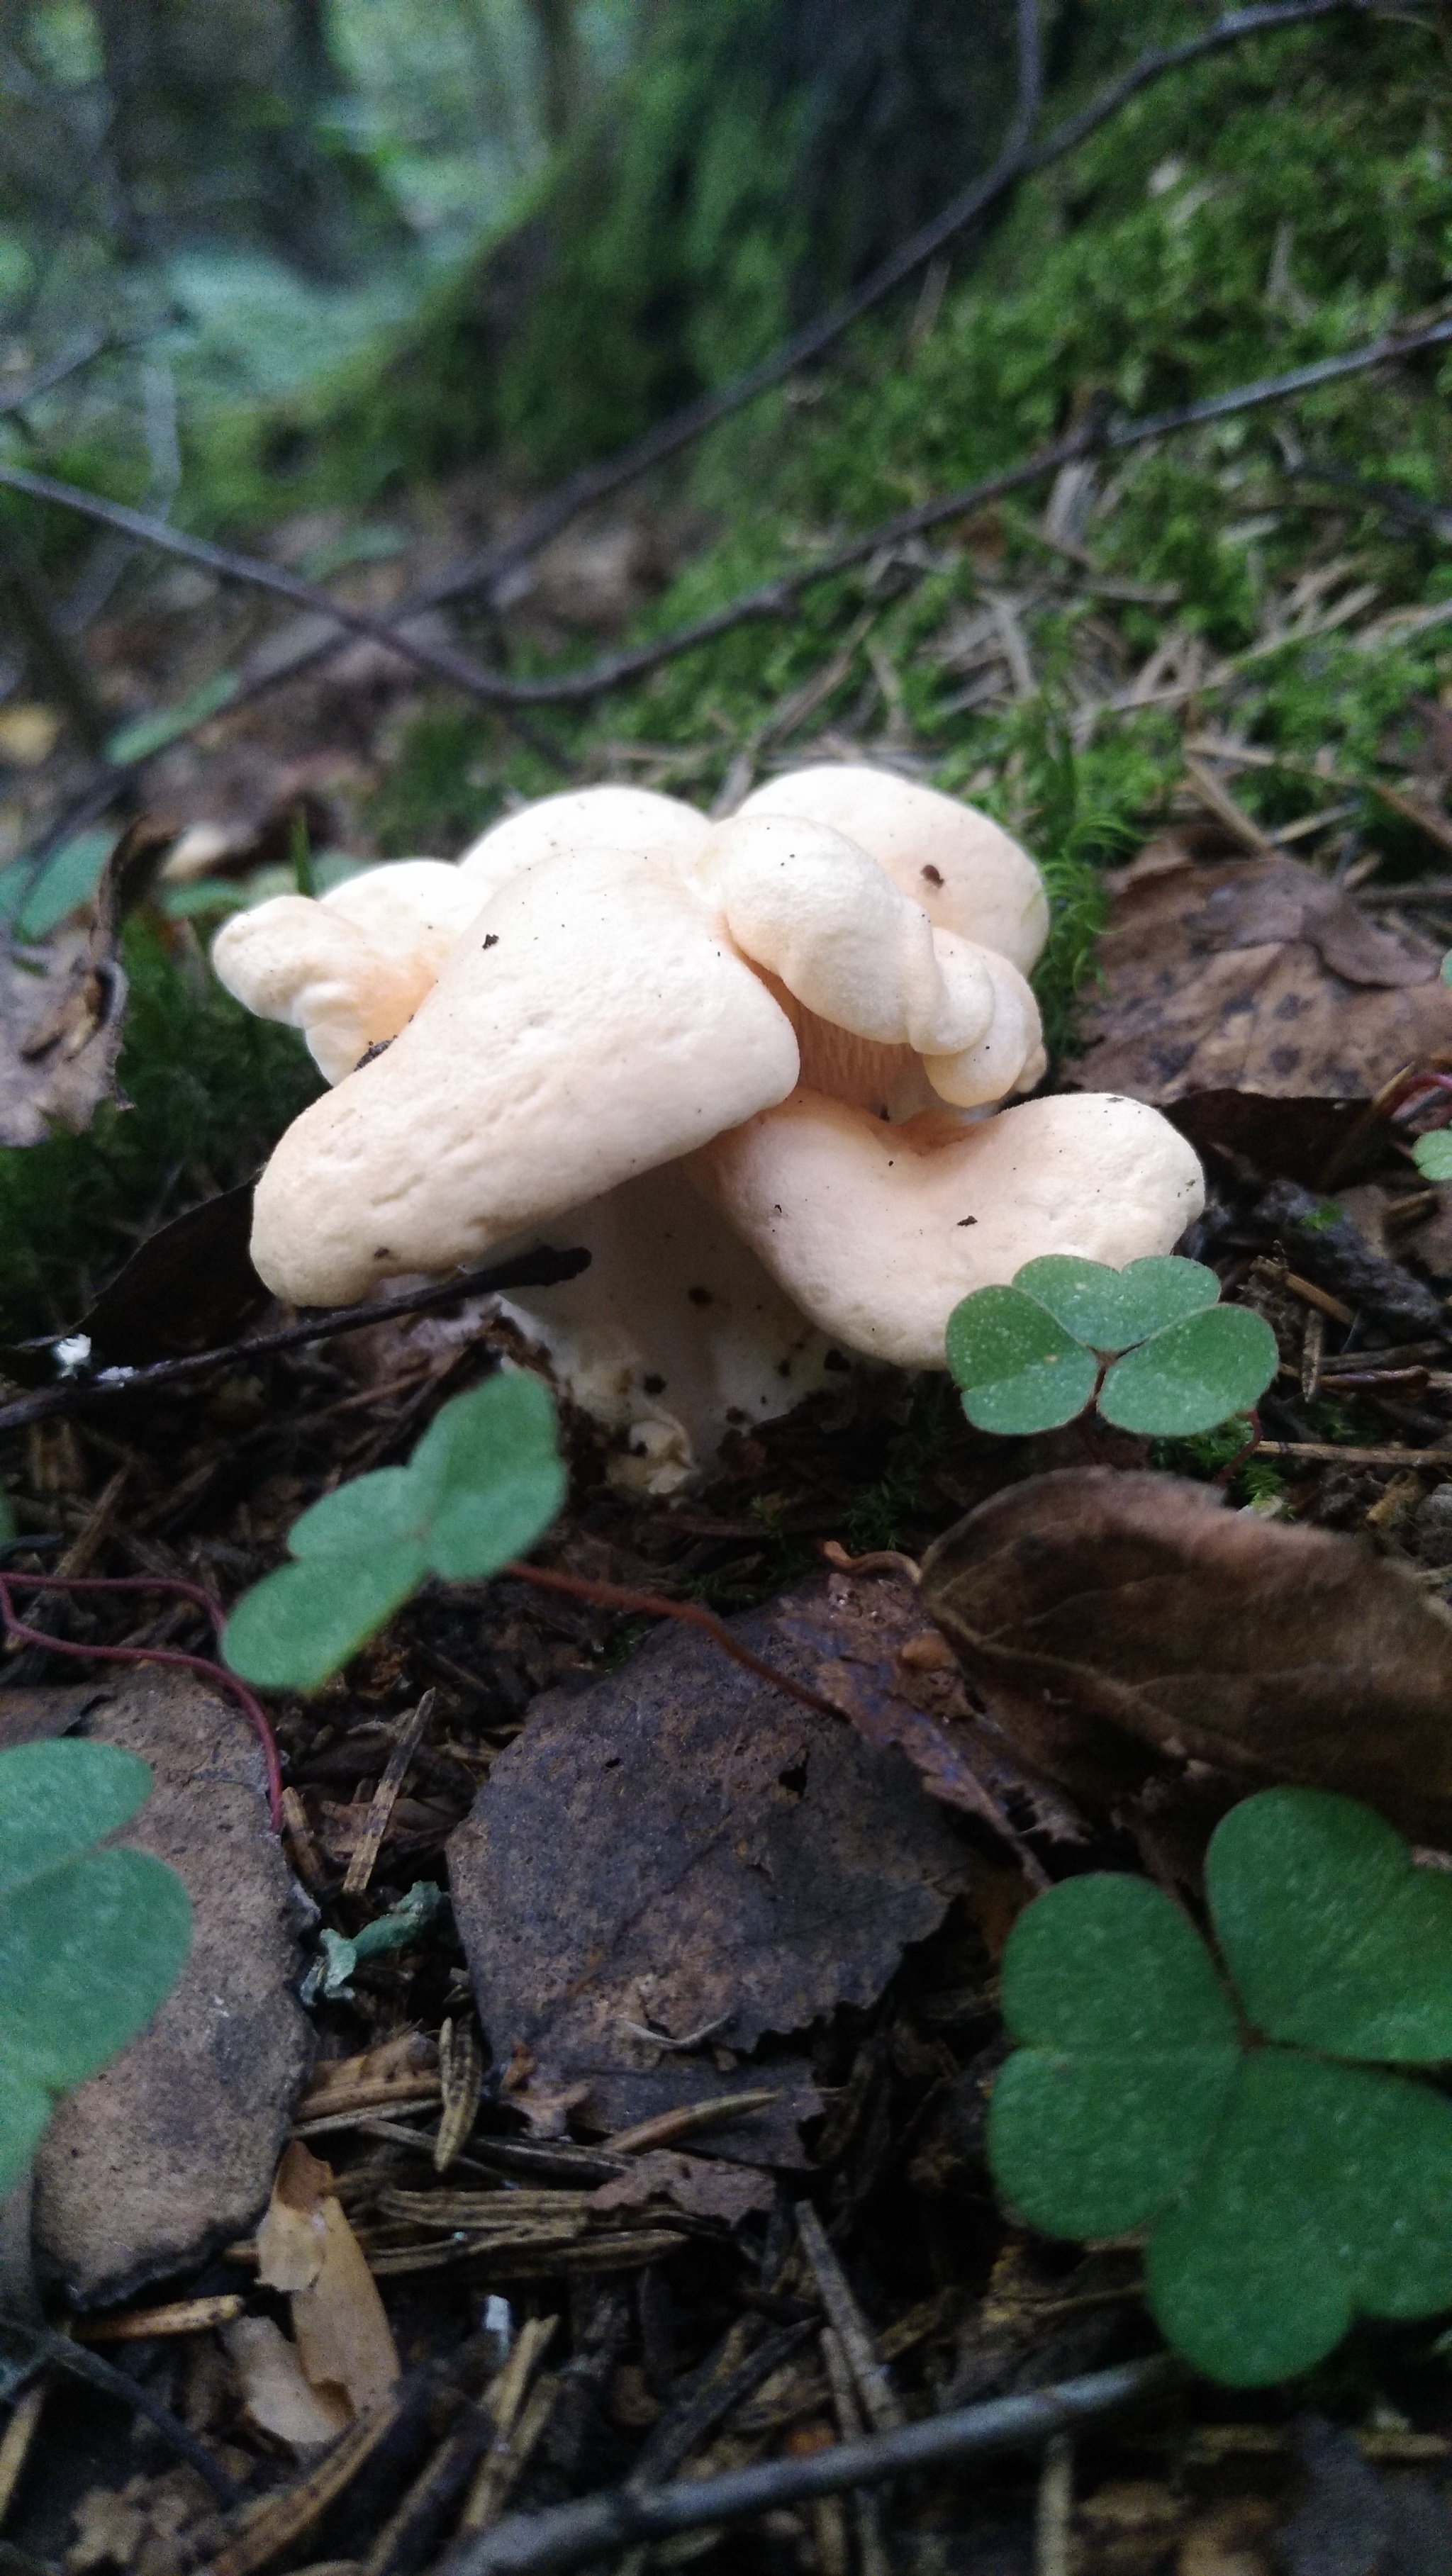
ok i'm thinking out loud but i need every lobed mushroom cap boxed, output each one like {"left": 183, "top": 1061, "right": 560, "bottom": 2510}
{"left": 249, "top": 845, "right": 800, "bottom": 1306}
{"left": 691, "top": 1087, "right": 1206, "bottom": 1370}
{"left": 457, "top": 783, "right": 710, "bottom": 907}
{"left": 737, "top": 763, "right": 1050, "bottom": 976}
{"left": 212, "top": 861, "right": 483, "bottom": 1083}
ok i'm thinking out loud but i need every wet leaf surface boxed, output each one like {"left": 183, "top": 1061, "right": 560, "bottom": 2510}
{"left": 919, "top": 1469, "right": 1452, "bottom": 1845}
{"left": 448, "top": 1579, "right": 975, "bottom": 2163}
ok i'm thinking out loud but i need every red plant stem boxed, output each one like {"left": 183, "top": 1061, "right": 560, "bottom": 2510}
{"left": 1387, "top": 1072, "right": 1452, "bottom": 1121}
{"left": 503, "top": 1560, "right": 849, "bottom": 1724}
{"left": 1212, "top": 1411, "right": 1263, "bottom": 1487}
{"left": 0, "top": 1572, "right": 283, "bottom": 1829}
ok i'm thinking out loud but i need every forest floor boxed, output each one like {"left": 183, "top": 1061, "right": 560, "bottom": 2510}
{"left": 6, "top": 12, "right": 1452, "bottom": 2574}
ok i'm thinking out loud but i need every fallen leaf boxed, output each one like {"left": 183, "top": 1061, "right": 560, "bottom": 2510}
{"left": 81, "top": 1183, "right": 269, "bottom": 1367}
{"left": 0, "top": 822, "right": 169, "bottom": 1150}
{"left": 255, "top": 2141, "right": 333, "bottom": 2293}
{"left": 447, "top": 1581, "right": 975, "bottom": 2163}
{"left": 28, "top": 1672, "right": 313, "bottom": 2305}
{"left": 919, "top": 1469, "right": 1452, "bottom": 1846}
{"left": 588, "top": 2151, "right": 775, "bottom": 2224}
{"left": 1068, "top": 836, "right": 1452, "bottom": 1105}
{"left": 222, "top": 2314, "right": 351, "bottom": 2454}
{"left": 255, "top": 2139, "right": 399, "bottom": 2414}
{"left": 1252, "top": 1180, "right": 1448, "bottom": 1341}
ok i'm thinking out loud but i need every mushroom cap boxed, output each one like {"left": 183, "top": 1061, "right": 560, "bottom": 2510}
{"left": 249, "top": 844, "right": 801, "bottom": 1306}
{"left": 737, "top": 764, "right": 1050, "bottom": 975}
{"left": 457, "top": 784, "right": 710, "bottom": 906}
{"left": 691, "top": 1087, "right": 1206, "bottom": 1370}
{"left": 211, "top": 861, "right": 482, "bottom": 1083}
{"left": 704, "top": 810, "right": 1045, "bottom": 1109}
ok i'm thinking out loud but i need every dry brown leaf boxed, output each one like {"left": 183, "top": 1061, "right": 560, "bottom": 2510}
{"left": 919, "top": 1469, "right": 1452, "bottom": 1844}
{"left": 222, "top": 2316, "right": 351, "bottom": 2455}
{"left": 1067, "top": 836, "right": 1452, "bottom": 1104}
{"left": 448, "top": 1581, "right": 973, "bottom": 2163}
{"left": 255, "top": 2141, "right": 333, "bottom": 2294}
{"left": 589, "top": 2152, "right": 775, "bottom": 2224}
{"left": 255, "top": 2141, "right": 399, "bottom": 2414}
{"left": 0, "top": 822, "right": 170, "bottom": 1148}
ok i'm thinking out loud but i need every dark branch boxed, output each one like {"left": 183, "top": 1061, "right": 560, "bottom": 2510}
{"left": 401, "top": 0, "right": 1385, "bottom": 627}
{"left": 0, "top": 1244, "right": 590, "bottom": 1435}
{"left": 0, "top": 332, "right": 114, "bottom": 421}
{"left": 0, "top": 459, "right": 537, "bottom": 709}
{"left": 445, "top": 2356, "right": 1185, "bottom": 2576}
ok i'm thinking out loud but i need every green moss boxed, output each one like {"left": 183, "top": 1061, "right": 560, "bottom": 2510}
{"left": 0, "top": 922, "right": 319, "bottom": 1340}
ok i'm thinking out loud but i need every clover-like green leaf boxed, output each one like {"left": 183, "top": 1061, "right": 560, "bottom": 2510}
{"left": 990, "top": 1875, "right": 1239, "bottom": 2237}
{"left": 1147, "top": 2052, "right": 1452, "bottom": 2385}
{"left": 944, "top": 1285, "right": 1100, "bottom": 1434}
{"left": 410, "top": 1372, "right": 566, "bottom": 1581}
{"left": 1207, "top": 1788, "right": 1452, "bottom": 2061}
{"left": 987, "top": 1786, "right": 1452, "bottom": 2385}
{"left": 1014, "top": 1255, "right": 1221, "bottom": 1353}
{"left": 223, "top": 1372, "right": 566, "bottom": 1691}
{"left": 1412, "top": 1129, "right": 1452, "bottom": 1182}
{"left": 1098, "top": 1304, "right": 1278, "bottom": 1435}
{"left": 0, "top": 1743, "right": 191, "bottom": 2199}
{"left": 222, "top": 1546, "right": 430, "bottom": 1692}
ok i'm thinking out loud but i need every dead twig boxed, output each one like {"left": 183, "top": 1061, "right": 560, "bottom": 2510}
{"left": 503, "top": 1560, "right": 850, "bottom": 1727}
{"left": 342, "top": 1690, "right": 436, "bottom": 1896}
{"left": 0, "top": 2319, "right": 241, "bottom": 2505}
{"left": 795, "top": 2206, "right": 905, "bottom": 2436}
{"left": 0, "top": 1243, "right": 590, "bottom": 1437}
{"left": 442, "top": 2354, "right": 1186, "bottom": 2576}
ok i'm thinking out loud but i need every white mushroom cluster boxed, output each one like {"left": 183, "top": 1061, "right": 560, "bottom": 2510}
{"left": 213, "top": 766, "right": 1203, "bottom": 1489}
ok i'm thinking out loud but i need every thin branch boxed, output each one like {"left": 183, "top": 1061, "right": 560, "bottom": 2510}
{"left": 4, "top": 0, "right": 1402, "bottom": 781}
{"left": 0, "top": 1243, "right": 590, "bottom": 1436}
{"left": 398, "top": 310, "right": 1452, "bottom": 708}
{"left": 0, "top": 332, "right": 113, "bottom": 421}
{"left": 501, "top": 1559, "right": 851, "bottom": 1727}
{"left": 445, "top": 2355, "right": 1185, "bottom": 2576}
{"left": 401, "top": 0, "right": 1388, "bottom": 626}
{"left": 0, "top": 460, "right": 536, "bottom": 708}
{"left": 0, "top": 2318, "right": 242, "bottom": 2505}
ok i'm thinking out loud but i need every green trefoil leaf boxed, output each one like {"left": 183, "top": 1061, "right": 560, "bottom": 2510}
{"left": 944, "top": 1284, "right": 1100, "bottom": 1434}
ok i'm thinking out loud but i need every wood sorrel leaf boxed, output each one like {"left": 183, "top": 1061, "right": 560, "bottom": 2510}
{"left": 0, "top": 1745, "right": 191, "bottom": 2199}
{"left": 1147, "top": 2051, "right": 1452, "bottom": 2384}
{"left": 1014, "top": 1255, "right": 1221, "bottom": 1353}
{"left": 1098, "top": 1304, "right": 1278, "bottom": 1435}
{"left": 222, "top": 1545, "right": 430, "bottom": 1691}
{"left": 990, "top": 1874, "right": 1238, "bottom": 2237}
{"left": 409, "top": 1372, "right": 567, "bottom": 1581}
{"left": 945, "top": 1286, "right": 1099, "bottom": 1435}
{"left": 1207, "top": 1788, "right": 1452, "bottom": 2061}
{"left": 223, "top": 1372, "right": 566, "bottom": 1691}
{"left": 1412, "top": 1130, "right": 1452, "bottom": 1182}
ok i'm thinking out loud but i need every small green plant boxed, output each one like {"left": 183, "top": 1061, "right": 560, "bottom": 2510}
{"left": 989, "top": 1789, "right": 1452, "bottom": 2385}
{"left": 223, "top": 1372, "right": 566, "bottom": 1692}
{"left": 945, "top": 1255, "right": 1278, "bottom": 1440}
{"left": 1413, "top": 1130, "right": 1452, "bottom": 1184}
{"left": 0, "top": 1742, "right": 191, "bottom": 2197}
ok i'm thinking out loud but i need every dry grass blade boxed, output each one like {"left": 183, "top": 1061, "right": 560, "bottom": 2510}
{"left": 459, "top": 2317, "right": 559, "bottom": 2538}
{"left": 0, "top": 2384, "right": 46, "bottom": 2529}
{"left": 211, "top": 2391, "right": 403, "bottom": 2576}
{"left": 343, "top": 1692, "right": 436, "bottom": 1897}
{"left": 436, "top": 2017, "right": 485, "bottom": 2172}
{"left": 795, "top": 2207, "right": 905, "bottom": 2435}
{"left": 74, "top": 2295, "right": 245, "bottom": 2343}
{"left": 603, "top": 2092, "right": 780, "bottom": 2156}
